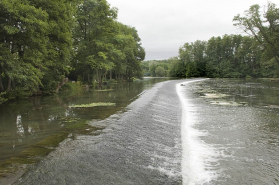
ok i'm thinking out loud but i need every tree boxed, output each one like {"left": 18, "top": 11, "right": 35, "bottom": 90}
{"left": 72, "top": 0, "right": 117, "bottom": 85}
{"left": 233, "top": 2, "right": 279, "bottom": 63}
{"left": 30, "top": 0, "right": 80, "bottom": 93}
{"left": 179, "top": 40, "right": 206, "bottom": 77}
{"left": 155, "top": 66, "right": 165, "bottom": 77}
{"left": 168, "top": 57, "right": 183, "bottom": 77}
{"left": 148, "top": 61, "right": 157, "bottom": 77}
{"left": 117, "top": 24, "right": 145, "bottom": 81}
{"left": 0, "top": 0, "right": 48, "bottom": 96}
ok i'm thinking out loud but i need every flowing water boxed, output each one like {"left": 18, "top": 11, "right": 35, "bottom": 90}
{"left": 177, "top": 78, "right": 279, "bottom": 184}
{"left": 1, "top": 78, "right": 279, "bottom": 184}
{"left": 0, "top": 78, "right": 169, "bottom": 182}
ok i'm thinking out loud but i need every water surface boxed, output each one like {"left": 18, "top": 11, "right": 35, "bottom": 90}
{"left": 0, "top": 78, "right": 169, "bottom": 178}
{"left": 14, "top": 79, "right": 184, "bottom": 185}
{"left": 178, "top": 78, "right": 279, "bottom": 184}
{"left": 2, "top": 78, "right": 279, "bottom": 185}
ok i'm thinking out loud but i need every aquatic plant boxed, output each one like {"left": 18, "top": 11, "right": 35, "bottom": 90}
{"left": 201, "top": 93, "right": 229, "bottom": 98}
{"left": 69, "top": 102, "right": 116, "bottom": 108}
{"left": 94, "top": 89, "right": 114, "bottom": 92}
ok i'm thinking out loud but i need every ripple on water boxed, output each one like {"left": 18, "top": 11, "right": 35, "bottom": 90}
{"left": 187, "top": 79, "right": 279, "bottom": 185}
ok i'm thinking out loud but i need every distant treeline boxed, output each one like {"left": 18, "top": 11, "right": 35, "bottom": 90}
{"left": 0, "top": 0, "right": 145, "bottom": 103}
{"left": 143, "top": 2, "right": 279, "bottom": 79}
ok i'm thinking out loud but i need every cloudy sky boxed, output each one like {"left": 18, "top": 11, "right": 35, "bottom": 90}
{"left": 107, "top": 0, "right": 273, "bottom": 60}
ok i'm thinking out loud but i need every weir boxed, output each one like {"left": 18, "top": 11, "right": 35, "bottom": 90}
{"left": 14, "top": 80, "right": 184, "bottom": 184}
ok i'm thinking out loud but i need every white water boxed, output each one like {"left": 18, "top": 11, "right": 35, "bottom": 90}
{"left": 176, "top": 81, "right": 218, "bottom": 185}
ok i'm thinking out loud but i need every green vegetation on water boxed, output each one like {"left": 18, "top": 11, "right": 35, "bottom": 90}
{"left": 95, "top": 89, "right": 114, "bottom": 92}
{"left": 69, "top": 102, "right": 116, "bottom": 108}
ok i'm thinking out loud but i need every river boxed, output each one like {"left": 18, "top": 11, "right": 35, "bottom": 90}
{"left": 1, "top": 78, "right": 279, "bottom": 184}
{"left": 180, "top": 78, "right": 279, "bottom": 184}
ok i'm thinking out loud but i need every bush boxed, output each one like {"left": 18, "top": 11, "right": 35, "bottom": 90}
{"left": 0, "top": 92, "right": 7, "bottom": 104}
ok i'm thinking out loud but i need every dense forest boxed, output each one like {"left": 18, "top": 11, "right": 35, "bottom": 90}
{"left": 143, "top": 2, "right": 279, "bottom": 79}
{"left": 0, "top": 0, "right": 145, "bottom": 103}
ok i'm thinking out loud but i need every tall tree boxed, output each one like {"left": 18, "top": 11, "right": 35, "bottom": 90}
{"left": 72, "top": 0, "right": 117, "bottom": 85}
{"left": 233, "top": 2, "right": 279, "bottom": 63}
{"left": 179, "top": 40, "right": 206, "bottom": 77}
{"left": 30, "top": 0, "right": 80, "bottom": 93}
{"left": 0, "top": 0, "right": 48, "bottom": 95}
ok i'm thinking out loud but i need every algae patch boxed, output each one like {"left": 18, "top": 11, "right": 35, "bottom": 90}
{"left": 69, "top": 102, "right": 116, "bottom": 108}
{"left": 201, "top": 93, "right": 229, "bottom": 99}
{"left": 94, "top": 89, "right": 114, "bottom": 92}
{"left": 210, "top": 101, "right": 242, "bottom": 106}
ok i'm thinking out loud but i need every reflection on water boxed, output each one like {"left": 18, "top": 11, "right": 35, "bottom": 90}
{"left": 0, "top": 78, "right": 169, "bottom": 169}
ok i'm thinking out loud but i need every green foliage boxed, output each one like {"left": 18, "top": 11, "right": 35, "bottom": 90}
{"left": 233, "top": 2, "right": 279, "bottom": 63}
{"left": 70, "top": 1, "right": 145, "bottom": 84}
{"left": 168, "top": 57, "right": 184, "bottom": 77}
{"left": 0, "top": 0, "right": 48, "bottom": 93}
{"left": 172, "top": 33, "right": 274, "bottom": 79}
{"left": 31, "top": 0, "right": 79, "bottom": 93}
{"left": 186, "top": 62, "right": 198, "bottom": 77}
{"left": 0, "top": 92, "right": 7, "bottom": 104}
{"left": 60, "top": 82, "right": 83, "bottom": 93}
{"left": 152, "top": 2, "right": 279, "bottom": 79}
{"left": 155, "top": 66, "right": 165, "bottom": 77}
{"left": 141, "top": 61, "right": 150, "bottom": 76}
{"left": 142, "top": 59, "right": 174, "bottom": 77}
{"left": 149, "top": 61, "right": 158, "bottom": 77}
{"left": 0, "top": 0, "right": 145, "bottom": 104}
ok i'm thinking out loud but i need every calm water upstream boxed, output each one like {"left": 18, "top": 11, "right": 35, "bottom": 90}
{"left": 1, "top": 78, "right": 279, "bottom": 184}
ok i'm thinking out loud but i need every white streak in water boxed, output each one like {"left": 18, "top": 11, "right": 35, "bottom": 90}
{"left": 176, "top": 80, "right": 218, "bottom": 185}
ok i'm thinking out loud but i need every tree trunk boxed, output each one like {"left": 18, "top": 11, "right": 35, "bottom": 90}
{"left": 7, "top": 77, "right": 11, "bottom": 92}
{"left": 0, "top": 73, "right": 4, "bottom": 92}
{"left": 110, "top": 70, "right": 112, "bottom": 80}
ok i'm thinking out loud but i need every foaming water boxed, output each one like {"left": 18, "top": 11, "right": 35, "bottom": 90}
{"left": 176, "top": 80, "right": 218, "bottom": 185}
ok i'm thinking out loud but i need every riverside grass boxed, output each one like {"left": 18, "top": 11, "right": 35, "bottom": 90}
{"left": 69, "top": 102, "right": 116, "bottom": 108}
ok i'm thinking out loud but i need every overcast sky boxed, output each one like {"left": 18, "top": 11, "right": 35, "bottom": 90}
{"left": 106, "top": 0, "right": 273, "bottom": 60}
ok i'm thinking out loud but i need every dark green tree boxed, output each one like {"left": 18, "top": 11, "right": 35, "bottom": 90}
{"left": 0, "top": 0, "right": 48, "bottom": 97}
{"left": 30, "top": 0, "right": 80, "bottom": 93}
{"left": 72, "top": 0, "right": 117, "bottom": 85}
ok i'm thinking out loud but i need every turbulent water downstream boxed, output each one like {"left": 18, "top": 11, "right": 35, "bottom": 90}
{"left": 1, "top": 78, "right": 279, "bottom": 184}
